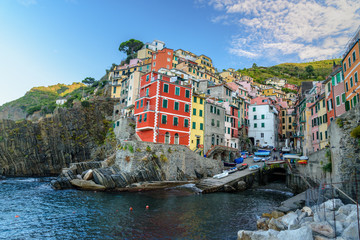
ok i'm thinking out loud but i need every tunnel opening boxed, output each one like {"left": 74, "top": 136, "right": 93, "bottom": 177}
{"left": 265, "top": 167, "right": 287, "bottom": 183}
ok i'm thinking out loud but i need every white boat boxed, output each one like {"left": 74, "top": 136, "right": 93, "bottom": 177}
{"left": 249, "top": 165, "right": 260, "bottom": 171}
{"left": 226, "top": 167, "right": 238, "bottom": 174}
{"left": 212, "top": 171, "right": 229, "bottom": 179}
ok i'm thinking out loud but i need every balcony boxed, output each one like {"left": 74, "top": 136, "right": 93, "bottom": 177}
{"left": 111, "top": 82, "right": 122, "bottom": 86}
{"left": 292, "top": 122, "right": 297, "bottom": 126}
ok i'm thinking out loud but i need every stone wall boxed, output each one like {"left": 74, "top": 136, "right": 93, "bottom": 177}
{"left": 298, "top": 148, "right": 328, "bottom": 184}
{"left": 329, "top": 104, "right": 360, "bottom": 201}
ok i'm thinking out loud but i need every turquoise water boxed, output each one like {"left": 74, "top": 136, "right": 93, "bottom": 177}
{"left": 0, "top": 178, "right": 292, "bottom": 239}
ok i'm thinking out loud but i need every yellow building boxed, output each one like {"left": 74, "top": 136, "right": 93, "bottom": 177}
{"left": 220, "top": 68, "right": 241, "bottom": 82}
{"left": 281, "top": 109, "right": 295, "bottom": 139}
{"left": 176, "top": 62, "right": 221, "bottom": 83}
{"left": 317, "top": 96, "right": 328, "bottom": 149}
{"left": 137, "top": 48, "right": 153, "bottom": 59}
{"left": 195, "top": 55, "right": 215, "bottom": 74}
{"left": 262, "top": 87, "right": 286, "bottom": 98}
{"left": 190, "top": 93, "right": 206, "bottom": 156}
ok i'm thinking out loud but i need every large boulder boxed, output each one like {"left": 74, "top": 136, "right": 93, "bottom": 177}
{"left": 277, "top": 226, "right": 313, "bottom": 240}
{"left": 319, "top": 199, "right": 344, "bottom": 211}
{"left": 278, "top": 212, "right": 299, "bottom": 229}
{"left": 51, "top": 177, "right": 72, "bottom": 190}
{"left": 83, "top": 169, "right": 93, "bottom": 180}
{"left": 237, "top": 181, "right": 247, "bottom": 191}
{"left": 342, "top": 221, "right": 359, "bottom": 240}
{"left": 237, "top": 229, "right": 280, "bottom": 240}
{"left": 257, "top": 218, "right": 269, "bottom": 230}
{"left": 268, "top": 218, "right": 286, "bottom": 231}
{"left": 337, "top": 204, "right": 357, "bottom": 216}
{"left": 310, "top": 222, "right": 335, "bottom": 238}
{"left": 70, "top": 179, "right": 106, "bottom": 191}
{"left": 92, "top": 168, "right": 116, "bottom": 189}
{"left": 237, "top": 226, "right": 313, "bottom": 240}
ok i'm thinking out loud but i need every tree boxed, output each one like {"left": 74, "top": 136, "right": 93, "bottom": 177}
{"left": 82, "top": 77, "right": 95, "bottom": 86}
{"left": 305, "top": 65, "right": 314, "bottom": 77}
{"left": 118, "top": 39, "right": 144, "bottom": 63}
{"left": 252, "top": 63, "right": 258, "bottom": 68}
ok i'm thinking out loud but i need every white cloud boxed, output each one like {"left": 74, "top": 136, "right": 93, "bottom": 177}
{"left": 206, "top": 0, "right": 360, "bottom": 61}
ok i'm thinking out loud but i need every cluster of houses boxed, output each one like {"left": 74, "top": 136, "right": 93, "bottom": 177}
{"left": 293, "top": 28, "right": 360, "bottom": 155}
{"left": 109, "top": 27, "right": 360, "bottom": 157}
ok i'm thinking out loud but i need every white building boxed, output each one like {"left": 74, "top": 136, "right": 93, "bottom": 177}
{"left": 142, "top": 40, "right": 165, "bottom": 52}
{"left": 248, "top": 103, "right": 279, "bottom": 148}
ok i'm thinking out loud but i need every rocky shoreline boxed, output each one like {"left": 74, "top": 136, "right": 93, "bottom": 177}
{"left": 238, "top": 198, "right": 359, "bottom": 240}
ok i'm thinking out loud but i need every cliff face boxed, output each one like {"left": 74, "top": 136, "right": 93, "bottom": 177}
{"left": 329, "top": 104, "right": 360, "bottom": 200}
{"left": 0, "top": 99, "right": 116, "bottom": 176}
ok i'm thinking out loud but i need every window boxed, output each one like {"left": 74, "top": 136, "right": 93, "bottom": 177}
{"left": 165, "top": 132, "right": 170, "bottom": 144}
{"left": 348, "top": 57, "right": 351, "bottom": 68}
{"left": 320, "top": 132, "right": 323, "bottom": 141}
{"left": 161, "top": 115, "right": 167, "bottom": 124}
{"left": 200, "top": 98, "right": 203, "bottom": 104}
{"left": 184, "top": 119, "right": 189, "bottom": 127}
{"left": 253, "top": 107, "right": 256, "bottom": 112}
{"left": 336, "top": 96, "right": 340, "bottom": 106}
{"left": 164, "top": 84, "right": 169, "bottom": 93}
{"left": 316, "top": 131, "right": 319, "bottom": 140}
{"left": 254, "top": 123, "right": 257, "bottom": 128}
{"left": 193, "top": 108, "right": 197, "bottom": 115}
{"left": 175, "top": 87, "right": 180, "bottom": 96}
{"left": 173, "top": 117, "right": 178, "bottom": 126}
{"left": 217, "top": 109, "right": 220, "bottom": 115}
{"left": 261, "top": 133, "right": 264, "bottom": 138}
{"left": 327, "top": 83, "right": 331, "bottom": 92}
{"left": 355, "top": 72, "right": 358, "bottom": 83}
{"left": 311, "top": 108, "right": 313, "bottom": 115}
{"left": 193, "top": 97, "right": 197, "bottom": 103}
{"left": 146, "top": 88, "right": 149, "bottom": 96}
{"left": 174, "top": 102, "right": 179, "bottom": 110}
{"left": 146, "top": 75, "right": 149, "bottom": 81}
{"left": 113, "top": 86, "right": 116, "bottom": 94}
{"left": 185, "top": 104, "right": 189, "bottom": 112}
{"left": 185, "top": 90, "right": 190, "bottom": 98}
{"left": 350, "top": 77, "right": 354, "bottom": 88}
{"left": 289, "top": 117, "right": 292, "bottom": 123}
{"left": 139, "top": 115, "right": 142, "bottom": 123}
{"left": 211, "top": 119, "right": 215, "bottom": 126}
{"left": 144, "top": 113, "right": 147, "bottom": 122}
{"left": 282, "top": 118, "right": 285, "bottom": 123}
{"left": 312, "top": 133, "right": 314, "bottom": 140}
{"left": 200, "top": 123, "right": 203, "bottom": 130}
{"left": 261, "top": 123, "right": 265, "bottom": 128}
{"left": 192, "top": 122, "right": 196, "bottom": 129}
{"left": 162, "top": 99, "right": 168, "bottom": 108}
{"left": 227, "top": 127, "right": 230, "bottom": 134}
{"left": 217, "top": 120, "right": 220, "bottom": 127}
{"left": 283, "top": 126, "right": 285, "bottom": 129}
{"left": 325, "top": 131, "right": 328, "bottom": 139}
{"left": 261, "top": 114, "right": 265, "bottom": 119}
{"left": 323, "top": 100, "right": 325, "bottom": 108}
{"left": 353, "top": 51, "right": 356, "bottom": 62}
{"left": 199, "top": 110, "right": 203, "bottom": 117}
{"left": 174, "top": 133, "right": 179, "bottom": 144}
{"left": 254, "top": 115, "right": 257, "bottom": 120}
{"left": 153, "top": 62, "right": 156, "bottom": 67}
{"left": 346, "top": 82, "right": 349, "bottom": 92}
{"left": 344, "top": 63, "right": 347, "bottom": 72}
{"left": 141, "top": 99, "right": 143, "bottom": 107}
{"left": 289, "top": 125, "right": 292, "bottom": 129}
{"left": 136, "top": 101, "right": 139, "bottom": 109}
{"left": 167, "top": 58, "right": 170, "bottom": 62}
{"left": 210, "top": 106, "right": 213, "bottom": 113}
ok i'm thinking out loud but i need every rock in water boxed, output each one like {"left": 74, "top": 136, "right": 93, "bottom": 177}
{"left": 257, "top": 218, "right": 269, "bottom": 230}
{"left": 319, "top": 199, "right": 344, "bottom": 211}
{"left": 83, "top": 169, "right": 93, "bottom": 180}
{"left": 236, "top": 181, "right": 246, "bottom": 191}
{"left": 70, "top": 179, "right": 106, "bottom": 191}
{"left": 277, "top": 226, "right": 313, "bottom": 240}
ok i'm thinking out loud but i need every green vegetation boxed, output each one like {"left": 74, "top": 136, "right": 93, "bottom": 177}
{"left": 336, "top": 118, "right": 344, "bottom": 128}
{"left": 82, "top": 77, "right": 95, "bottom": 86}
{"left": 168, "top": 147, "right": 172, "bottom": 153}
{"left": 136, "top": 148, "right": 141, "bottom": 152}
{"left": 237, "top": 59, "right": 341, "bottom": 85}
{"left": 146, "top": 146, "right": 151, "bottom": 152}
{"left": 118, "top": 39, "right": 144, "bottom": 63}
{"left": 323, "top": 150, "right": 332, "bottom": 173}
{"left": 350, "top": 125, "right": 360, "bottom": 138}
{"left": 128, "top": 145, "right": 134, "bottom": 153}
{"left": 160, "top": 154, "right": 168, "bottom": 162}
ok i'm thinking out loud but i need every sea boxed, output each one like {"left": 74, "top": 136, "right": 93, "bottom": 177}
{"left": 0, "top": 178, "right": 293, "bottom": 240}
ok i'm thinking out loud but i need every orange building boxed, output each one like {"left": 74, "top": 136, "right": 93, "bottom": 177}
{"left": 151, "top": 48, "right": 174, "bottom": 72}
{"left": 342, "top": 29, "right": 360, "bottom": 110}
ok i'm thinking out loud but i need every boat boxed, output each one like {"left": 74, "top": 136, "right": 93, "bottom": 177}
{"left": 249, "top": 165, "right": 260, "bottom": 171}
{"left": 234, "top": 157, "right": 244, "bottom": 164}
{"left": 212, "top": 171, "right": 229, "bottom": 179}
{"left": 226, "top": 167, "right": 238, "bottom": 174}
{"left": 223, "top": 162, "right": 236, "bottom": 167}
{"left": 237, "top": 163, "right": 248, "bottom": 171}
{"left": 253, "top": 157, "right": 262, "bottom": 162}
{"left": 254, "top": 151, "right": 271, "bottom": 157}
{"left": 261, "top": 157, "right": 271, "bottom": 161}
{"left": 266, "top": 160, "right": 286, "bottom": 165}
{"left": 298, "top": 160, "right": 308, "bottom": 165}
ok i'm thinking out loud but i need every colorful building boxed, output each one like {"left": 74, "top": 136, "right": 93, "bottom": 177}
{"left": 195, "top": 55, "right": 215, "bottom": 74}
{"left": 151, "top": 48, "right": 174, "bottom": 72}
{"left": 190, "top": 93, "right": 205, "bottom": 155}
{"left": 134, "top": 71, "right": 192, "bottom": 145}
{"left": 342, "top": 28, "right": 360, "bottom": 110}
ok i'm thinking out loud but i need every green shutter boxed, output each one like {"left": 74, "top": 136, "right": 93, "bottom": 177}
{"left": 332, "top": 76, "right": 335, "bottom": 86}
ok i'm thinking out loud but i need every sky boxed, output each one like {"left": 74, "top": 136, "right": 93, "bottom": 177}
{"left": 0, "top": 0, "right": 359, "bottom": 106}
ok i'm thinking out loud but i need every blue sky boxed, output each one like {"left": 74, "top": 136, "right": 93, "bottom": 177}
{"left": 0, "top": 0, "right": 359, "bottom": 106}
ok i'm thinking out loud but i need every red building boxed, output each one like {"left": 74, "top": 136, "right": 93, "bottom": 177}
{"left": 134, "top": 71, "right": 192, "bottom": 145}
{"left": 284, "top": 83, "right": 298, "bottom": 91}
{"left": 151, "top": 48, "right": 174, "bottom": 72}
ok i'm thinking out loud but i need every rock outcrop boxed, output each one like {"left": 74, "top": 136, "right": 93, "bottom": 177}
{"left": 243, "top": 199, "right": 358, "bottom": 240}
{"left": 52, "top": 140, "right": 222, "bottom": 191}
{"left": 0, "top": 99, "right": 116, "bottom": 176}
